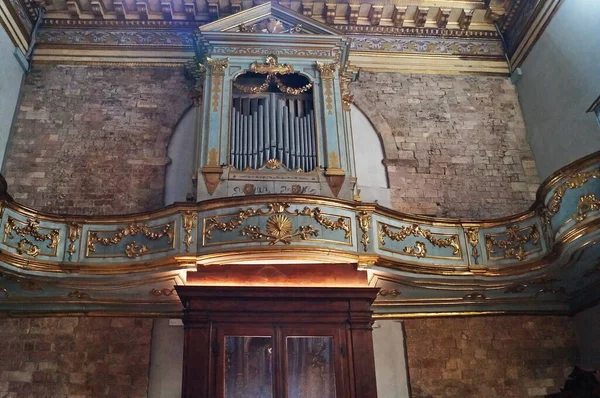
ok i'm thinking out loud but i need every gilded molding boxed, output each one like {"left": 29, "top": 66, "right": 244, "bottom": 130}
{"left": 349, "top": 36, "right": 504, "bottom": 56}
{"left": 485, "top": 224, "right": 539, "bottom": 261}
{"left": 182, "top": 211, "right": 198, "bottom": 253}
{"left": 547, "top": 168, "right": 600, "bottom": 217}
{"left": 37, "top": 29, "right": 194, "bottom": 47}
{"left": 3, "top": 217, "right": 60, "bottom": 258}
{"left": 357, "top": 211, "right": 371, "bottom": 252}
{"left": 379, "top": 223, "right": 460, "bottom": 259}
{"left": 575, "top": 194, "right": 599, "bottom": 223}
{"left": 87, "top": 222, "right": 175, "bottom": 258}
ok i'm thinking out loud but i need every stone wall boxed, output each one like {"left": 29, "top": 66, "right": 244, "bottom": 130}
{"left": 0, "top": 317, "right": 153, "bottom": 397}
{"left": 2, "top": 65, "right": 191, "bottom": 215}
{"left": 404, "top": 316, "right": 578, "bottom": 397}
{"left": 353, "top": 73, "right": 540, "bottom": 219}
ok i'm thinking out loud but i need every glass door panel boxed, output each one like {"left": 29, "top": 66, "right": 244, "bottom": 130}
{"left": 224, "top": 336, "right": 274, "bottom": 398}
{"left": 286, "top": 336, "right": 336, "bottom": 398}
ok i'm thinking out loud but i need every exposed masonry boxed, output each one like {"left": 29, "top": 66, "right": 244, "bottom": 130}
{"left": 0, "top": 317, "right": 153, "bottom": 398}
{"left": 3, "top": 65, "right": 192, "bottom": 215}
{"left": 353, "top": 72, "right": 540, "bottom": 219}
{"left": 404, "top": 316, "right": 577, "bottom": 398}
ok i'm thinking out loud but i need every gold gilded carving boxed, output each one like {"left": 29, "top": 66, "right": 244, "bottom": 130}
{"left": 316, "top": 60, "right": 338, "bottom": 79}
{"left": 575, "top": 193, "right": 599, "bottom": 222}
{"left": 182, "top": 211, "right": 198, "bottom": 253}
{"left": 207, "top": 58, "right": 227, "bottom": 112}
{"left": 235, "top": 56, "right": 311, "bottom": 95}
{"left": 67, "top": 222, "right": 81, "bottom": 260}
{"left": 266, "top": 159, "right": 282, "bottom": 169}
{"left": 323, "top": 78, "right": 333, "bottom": 114}
{"left": 151, "top": 288, "right": 177, "bottom": 296}
{"left": 250, "top": 54, "right": 294, "bottom": 75}
{"left": 239, "top": 19, "right": 302, "bottom": 34}
{"left": 204, "top": 203, "right": 350, "bottom": 243}
{"left": 206, "top": 57, "right": 229, "bottom": 76}
{"left": 207, "top": 148, "right": 219, "bottom": 167}
{"left": 379, "top": 223, "right": 460, "bottom": 259}
{"left": 484, "top": 224, "right": 539, "bottom": 261}
{"left": 4, "top": 217, "right": 60, "bottom": 257}
{"left": 242, "top": 214, "right": 318, "bottom": 245}
{"left": 202, "top": 149, "right": 223, "bottom": 195}
{"left": 87, "top": 222, "right": 174, "bottom": 258}
{"left": 340, "top": 70, "right": 354, "bottom": 112}
{"left": 548, "top": 168, "right": 600, "bottom": 216}
{"left": 403, "top": 241, "right": 427, "bottom": 258}
{"left": 17, "top": 239, "right": 40, "bottom": 257}
{"left": 463, "top": 292, "right": 486, "bottom": 300}
{"left": 273, "top": 76, "right": 312, "bottom": 95}
{"left": 357, "top": 211, "right": 371, "bottom": 252}
{"left": 464, "top": 227, "right": 480, "bottom": 264}
{"left": 298, "top": 206, "right": 351, "bottom": 239}
{"left": 378, "top": 288, "right": 401, "bottom": 297}
{"left": 329, "top": 152, "right": 340, "bottom": 169}
{"left": 125, "top": 242, "right": 149, "bottom": 258}
{"left": 68, "top": 290, "right": 91, "bottom": 299}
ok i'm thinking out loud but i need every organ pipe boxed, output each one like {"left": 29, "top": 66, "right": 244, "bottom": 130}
{"left": 230, "top": 93, "right": 316, "bottom": 171}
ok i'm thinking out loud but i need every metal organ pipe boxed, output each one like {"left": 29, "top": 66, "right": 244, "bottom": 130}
{"left": 230, "top": 93, "right": 316, "bottom": 171}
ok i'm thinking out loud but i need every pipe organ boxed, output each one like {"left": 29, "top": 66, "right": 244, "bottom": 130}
{"left": 190, "top": 3, "right": 357, "bottom": 201}
{"left": 230, "top": 94, "right": 317, "bottom": 172}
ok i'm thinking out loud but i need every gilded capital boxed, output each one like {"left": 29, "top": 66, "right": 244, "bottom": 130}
{"left": 206, "top": 57, "right": 229, "bottom": 76}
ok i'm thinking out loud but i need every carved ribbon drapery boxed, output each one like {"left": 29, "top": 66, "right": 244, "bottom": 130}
{"left": 379, "top": 223, "right": 460, "bottom": 259}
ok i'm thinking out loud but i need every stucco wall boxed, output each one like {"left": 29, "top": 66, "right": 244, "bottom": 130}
{"left": 516, "top": 0, "right": 600, "bottom": 179}
{"left": 0, "top": 27, "right": 25, "bottom": 168}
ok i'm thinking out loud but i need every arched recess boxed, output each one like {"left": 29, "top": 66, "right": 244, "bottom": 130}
{"left": 351, "top": 103, "right": 391, "bottom": 207}
{"left": 352, "top": 93, "right": 399, "bottom": 162}
{"left": 164, "top": 105, "right": 197, "bottom": 206}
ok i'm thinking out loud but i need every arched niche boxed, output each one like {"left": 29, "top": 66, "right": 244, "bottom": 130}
{"left": 164, "top": 106, "right": 197, "bottom": 206}
{"left": 351, "top": 103, "right": 391, "bottom": 207}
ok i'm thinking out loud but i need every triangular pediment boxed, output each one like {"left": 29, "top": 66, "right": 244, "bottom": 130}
{"left": 199, "top": 3, "right": 342, "bottom": 36}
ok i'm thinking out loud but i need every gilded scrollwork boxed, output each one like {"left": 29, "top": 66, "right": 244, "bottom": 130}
{"left": 547, "top": 168, "right": 600, "bottom": 216}
{"left": 357, "top": 211, "right": 371, "bottom": 252}
{"left": 182, "top": 211, "right": 198, "bottom": 252}
{"left": 575, "top": 193, "right": 599, "bottom": 222}
{"left": 485, "top": 224, "right": 540, "bottom": 261}
{"left": 87, "top": 222, "right": 174, "bottom": 259}
{"left": 464, "top": 227, "right": 480, "bottom": 264}
{"left": 4, "top": 217, "right": 60, "bottom": 257}
{"left": 242, "top": 214, "right": 318, "bottom": 245}
{"left": 204, "top": 203, "right": 350, "bottom": 242}
{"left": 379, "top": 223, "right": 460, "bottom": 259}
{"left": 298, "top": 207, "right": 350, "bottom": 239}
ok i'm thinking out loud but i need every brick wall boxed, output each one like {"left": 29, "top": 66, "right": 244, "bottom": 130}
{"left": 353, "top": 73, "right": 540, "bottom": 219}
{"left": 2, "top": 65, "right": 191, "bottom": 215}
{"left": 404, "top": 316, "right": 578, "bottom": 397}
{"left": 0, "top": 317, "right": 153, "bottom": 397}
